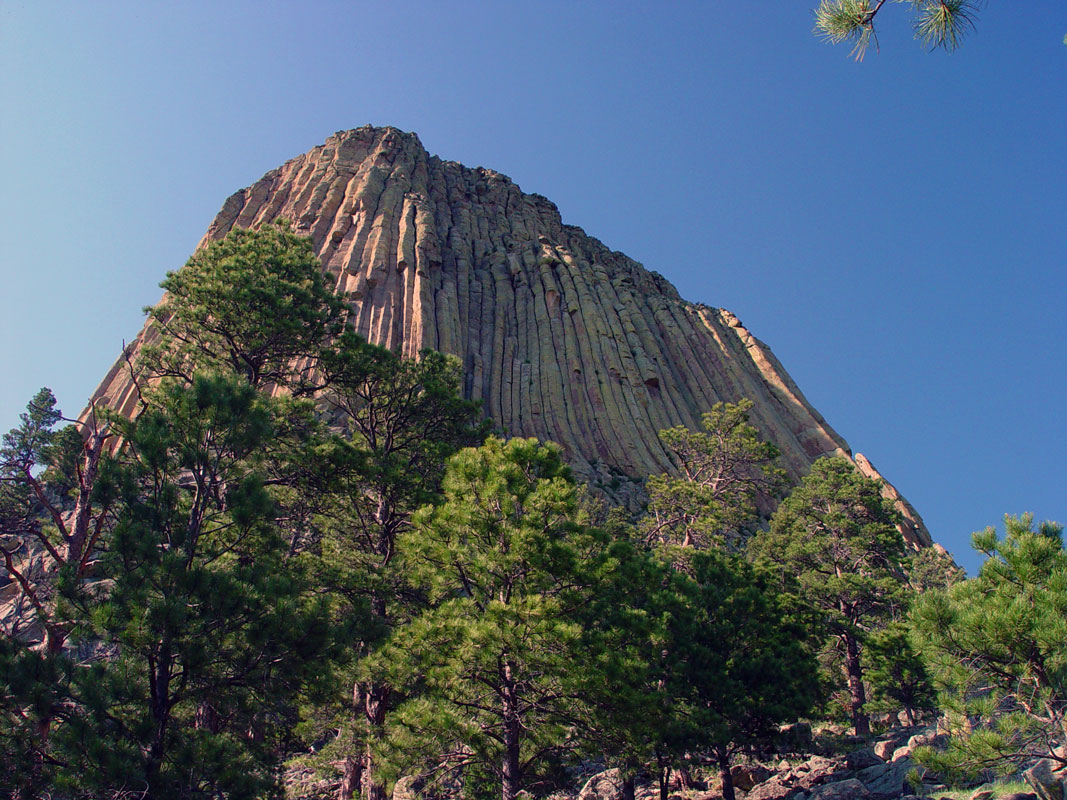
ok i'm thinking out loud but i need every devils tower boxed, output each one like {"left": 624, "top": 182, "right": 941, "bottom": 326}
{"left": 90, "top": 125, "right": 930, "bottom": 546}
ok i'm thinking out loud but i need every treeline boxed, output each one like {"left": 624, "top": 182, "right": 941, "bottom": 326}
{"left": 1, "top": 225, "right": 1062, "bottom": 800}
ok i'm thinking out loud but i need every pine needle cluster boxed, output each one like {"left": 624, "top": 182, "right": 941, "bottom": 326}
{"left": 814, "top": 0, "right": 983, "bottom": 60}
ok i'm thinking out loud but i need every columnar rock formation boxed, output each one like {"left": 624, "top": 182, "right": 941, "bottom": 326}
{"left": 90, "top": 125, "right": 931, "bottom": 547}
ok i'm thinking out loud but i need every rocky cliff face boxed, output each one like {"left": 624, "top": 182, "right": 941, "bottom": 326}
{"left": 90, "top": 126, "right": 931, "bottom": 547}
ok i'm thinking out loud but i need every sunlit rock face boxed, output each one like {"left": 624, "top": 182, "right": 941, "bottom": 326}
{"left": 91, "top": 125, "right": 930, "bottom": 546}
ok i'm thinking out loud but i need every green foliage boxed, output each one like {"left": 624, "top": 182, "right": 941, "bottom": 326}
{"left": 0, "top": 387, "right": 118, "bottom": 789}
{"left": 814, "top": 0, "right": 983, "bottom": 60}
{"left": 0, "top": 636, "right": 74, "bottom": 796}
{"left": 302, "top": 335, "right": 486, "bottom": 793}
{"left": 864, "top": 621, "right": 937, "bottom": 724}
{"left": 141, "top": 221, "right": 346, "bottom": 391}
{"left": 47, "top": 373, "right": 334, "bottom": 797}
{"left": 1, "top": 388, "right": 61, "bottom": 558}
{"left": 46, "top": 373, "right": 338, "bottom": 798}
{"left": 373, "top": 437, "right": 610, "bottom": 800}
{"left": 907, "top": 544, "right": 966, "bottom": 592}
{"left": 910, "top": 514, "right": 1067, "bottom": 779}
{"left": 645, "top": 399, "right": 785, "bottom": 551}
{"left": 659, "top": 552, "right": 822, "bottom": 799}
{"left": 750, "top": 455, "right": 906, "bottom": 734}
{"left": 752, "top": 456, "right": 906, "bottom": 634}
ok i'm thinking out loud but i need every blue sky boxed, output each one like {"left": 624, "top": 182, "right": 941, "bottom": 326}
{"left": 1, "top": 1, "right": 1063, "bottom": 572}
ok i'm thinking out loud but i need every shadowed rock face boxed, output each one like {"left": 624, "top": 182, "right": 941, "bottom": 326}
{"left": 90, "top": 125, "right": 931, "bottom": 546}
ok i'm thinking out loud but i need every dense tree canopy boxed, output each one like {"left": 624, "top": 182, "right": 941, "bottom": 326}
{"left": 64, "top": 374, "right": 335, "bottom": 798}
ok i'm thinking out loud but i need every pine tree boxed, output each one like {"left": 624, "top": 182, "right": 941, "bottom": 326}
{"left": 373, "top": 438, "right": 611, "bottom": 800}
{"left": 644, "top": 399, "right": 785, "bottom": 552}
{"left": 749, "top": 455, "right": 906, "bottom": 736}
{"left": 910, "top": 514, "right": 1067, "bottom": 779}
{"left": 0, "top": 388, "right": 115, "bottom": 790}
{"left": 864, "top": 621, "right": 936, "bottom": 726}
{"left": 589, "top": 551, "right": 820, "bottom": 800}
{"left": 59, "top": 374, "right": 336, "bottom": 798}
{"left": 311, "top": 336, "right": 485, "bottom": 800}
{"left": 140, "top": 221, "right": 347, "bottom": 392}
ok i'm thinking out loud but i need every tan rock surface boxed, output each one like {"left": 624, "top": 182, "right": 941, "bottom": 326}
{"left": 90, "top": 126, "right": 930, "bottom": 540}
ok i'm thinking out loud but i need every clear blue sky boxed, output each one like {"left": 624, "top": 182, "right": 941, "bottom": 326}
{"left": 1, "top": 1, "right": 1063, "bottom": 572}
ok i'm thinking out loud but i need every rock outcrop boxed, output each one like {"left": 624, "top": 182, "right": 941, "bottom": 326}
{"left": 89, "top": 125, "right": 930, "bottom": 544}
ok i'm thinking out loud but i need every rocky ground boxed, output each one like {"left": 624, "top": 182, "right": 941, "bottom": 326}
{"left": 569, "top": 725, "right": 1048, "bottom": 800}
{"left": 287, "top": 724, "right": 1062, "bottom": 800}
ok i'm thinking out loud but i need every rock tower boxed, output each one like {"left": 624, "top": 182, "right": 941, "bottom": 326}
{"left": 90, "top": 126, "right": 931, "bottom": 546}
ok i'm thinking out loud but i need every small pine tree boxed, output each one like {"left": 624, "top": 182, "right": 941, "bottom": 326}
{"left": 644, "top": 399, "right": 785, "bottom": 552}
{"left": 864, "top": 621, "right": 937, "bottom": 726}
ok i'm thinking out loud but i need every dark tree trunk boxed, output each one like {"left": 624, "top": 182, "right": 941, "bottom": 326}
{"left": 339, "top": 755, "right": 364, "bottom": 800}
{"left": 363, "top": 682, "right": 390, "bottom": 800}
{"left": 717, "top": 750, "right": 735, "bottom": 800}
{"left": 657, "top": 755, "right": 670, "bottom": 800}
{"left": 195, "top": 701, "right": 219, "bottom": 733}
{"left": 502, "top": 735, "right": 522, "bottom": 800}
{"left": 676, "top": 765, "right": 696, "bottom": 789}
{"left": 146, "top": 646, "right": 174, "bottom": 788}
{"left": 621, "top": 773, "right": 636, "bottom": 800}
{"left": 844, "top": 632, "right": 870, "bottom": 736}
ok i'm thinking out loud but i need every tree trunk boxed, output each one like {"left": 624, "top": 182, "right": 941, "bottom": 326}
{"left": 621, "top": 772, "right": 636, "bottom": 800}
{"left": 502, "top": 734, "right": 521, "bottom": 800}
{"left": 676, "top": 765, "right": 696, "bottom": 789}
{"left": 501, "top": 663, "right": 522, "bottom": 800}
{"left": 657, "top": 755, "right": 670, "bottom": 800}
{"left": 363, "top": 682, "right": 390, "bottom": 800}
{"left": 339, "top": 755, "right": 364, "bottom": 800}
{"left": 844, "top": 632, "right": 870, "bottom": 736}
{"left": 195, "top": 700, "right": 219, "bottom": 733}
{"left": 717, "top": 750, "right": 735, "bottom": 800}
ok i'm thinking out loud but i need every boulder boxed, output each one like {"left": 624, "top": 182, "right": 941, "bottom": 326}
{"left": 860, "top": 758, "right": 917, "bottom": 800}
{"left": 1024, "top": 759, "right": 1065, "bottom": 800}
{"left": 890, "top": 746, "right": 913, "bottom": 763}
{"left": 1001, "top": 793, "right": 1039, "bottom": 800}
{"left": 855, "top": 764, "right": 889, "bottom": 785}
{"left": 847, "top": 750, "right": 884, "bottom": 771}
{"left": 579, "top": 769, "right": 624, "bottom": 800}
{"left": 792, "top": 756, "right": 850, "bottom": 791}
{"left": 872, "top": 740, "right": 900, "bottom": 762}
{"left": 906, "top": 730, "right": 947, "bottom": 754}
{"left": 969, "top": 790, "right": 993, "bottom": 800}
{"left": 747, "top": 777, "right": 801, "bottom": 800}
{"left": 808, "top": 779, "right": 871, "bottom": 800}
{"left": 731, "top": 764, "right": 773, "bottom": 792}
